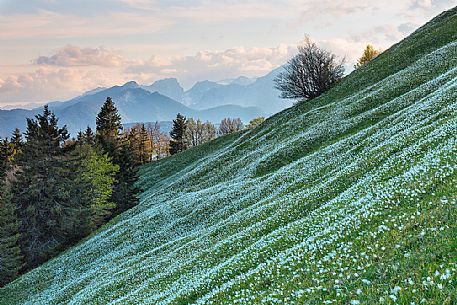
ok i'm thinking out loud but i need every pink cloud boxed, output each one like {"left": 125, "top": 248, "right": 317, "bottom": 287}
{"left": 34, "top": 45, "right": 125, "bottom": 67}
{"left": 0, "top": 66, "right": 127, "bottom": 106}
{"left": 125, "top": 44, "right": 297, "bottom": 87}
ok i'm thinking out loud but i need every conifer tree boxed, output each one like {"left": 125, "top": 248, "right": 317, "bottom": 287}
{"left": 0, "top": 137, "right": 23, "bottom": 287}
{"left": 0, "top": 138, "right": 14, "bottom": 164}
{"left": 95, "top": 98, "right": 139, "bottom": 215}
{"left": 12, "top": 106, "right": 85, "bottom": 268}
{"left": 84, "top": 126, "right": 96, "bottom": 146}
{"left": 77, "top": 126, "right": 96, "bottom": 146}
{"left": 77, "top": 130, "right": 85, "bottom": 143}
{"left": 0, "top": 173, "right": 22, "bottom": 287}
{"left": 11, "top": 128, "right": 23, "bottom": 157}
{"left": 169, "top": 113, "right": 187, "bottom": 155}
{"left": 128, "top": 124, "right": 151, "bottom": 164}
{"left": 96, "top": 97, "right": 122, "bottom": 154}
{"left": 112, "top": 139, "right": 140, "bottom": 215}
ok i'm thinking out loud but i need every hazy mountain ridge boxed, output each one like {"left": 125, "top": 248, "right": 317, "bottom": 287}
{"left": 0, "top": 82, "right": 267, "bottom": 137}
{"left": 182, "top": 67, "right": 292, "bottom": 113}
{"left": 0, "top": 70, "right": 287, "bottom": 137}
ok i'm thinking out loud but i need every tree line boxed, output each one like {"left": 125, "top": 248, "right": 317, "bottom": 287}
{"left": 0, "top": 97, "right": 139, "bottom": 287}
{"left": 128, "top": 114, "right": 265, "bottom": 158}
{"left": 168, "top": 114, "right": 265, "bottom": 155}
{"left": 0, "top": 97, "right": 265, "bottom": 286}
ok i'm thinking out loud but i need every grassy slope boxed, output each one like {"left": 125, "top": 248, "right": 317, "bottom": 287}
{"left": 1, "top": 8, "right": 457, "bottom": 305}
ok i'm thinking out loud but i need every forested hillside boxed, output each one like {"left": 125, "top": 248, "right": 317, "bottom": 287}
{"left": 1, "top": 7, "right": 456, "bottom": 305}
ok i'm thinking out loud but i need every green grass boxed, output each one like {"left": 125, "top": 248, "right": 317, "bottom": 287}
{"left": 1, "top": 7, "right": 456, "bottom": 305}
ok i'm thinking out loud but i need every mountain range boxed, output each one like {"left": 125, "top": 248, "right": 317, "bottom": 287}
{"left": 0, "top": 68, "right": 292, "bottom": 137}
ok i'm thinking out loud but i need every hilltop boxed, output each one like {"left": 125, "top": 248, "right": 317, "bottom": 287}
{"left": 1, "top": 7, "right": 456, "bottom": 304}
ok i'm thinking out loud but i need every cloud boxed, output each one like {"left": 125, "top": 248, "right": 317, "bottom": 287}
{"left": 34, "top": 45, "right": 125, "bottom": 67}
{"left": 298, "top": 0, "right": 374, "bottom": 23}
{"left": 349, "top": 25, "right": 404, "bottom": 45}
{"left": 0, "top": 10, "right": 171, "bottom": 40}
{"left": 125, "top": 44, "right": 297, "bottom": 87}
{"left": 398, "top": 22, "right": 420, "bottom": 34}
{"left": 0, "top": 66, "right": 127, "bottom": 106}
{"left": 0, "top": 36, "right": 382, "bottom": 106}
{"left": 409, "top": 0, "right": 455, "bottom": 9}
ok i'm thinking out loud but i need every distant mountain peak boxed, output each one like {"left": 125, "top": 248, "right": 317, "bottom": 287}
{"left": 231, "top": 76, "right": 255, "bottom": 86}
{"left": 142, "top": 78, "right": 184, "bottom": 102}
{"left": 150, "top": 77, "right": 180, "bottom": 86}
{"left": 121, "top": 81, "right": 139, "bottom": 89}
{"left": 217, "top": 76, "right": 255, "bottom": 86}
{"left": 190, "top": 80, "right": 221, "bottom": 91}
{"left": 82, "top": 86, "right": 107, "bottom": 96}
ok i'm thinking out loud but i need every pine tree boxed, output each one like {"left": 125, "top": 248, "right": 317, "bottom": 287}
{"left": 169, "top": 113, "right": 187, "bottom": 155}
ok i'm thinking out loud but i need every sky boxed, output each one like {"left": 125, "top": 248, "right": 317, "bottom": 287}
{"left": 0, "top": 0, "right": 455, "bottom": 108}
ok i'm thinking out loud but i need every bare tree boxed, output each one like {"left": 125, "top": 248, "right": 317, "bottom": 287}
{"left": 274, "top": 37, "right": 345, "bottom": 100}
{"left": 218, "top": 118, "right": 243, "bottom": 135}
{"left": 185, "top": 118, "right": 216, "bottom": 147}
{"left": 146, "top": 122, "right": 169, "bottom": 160}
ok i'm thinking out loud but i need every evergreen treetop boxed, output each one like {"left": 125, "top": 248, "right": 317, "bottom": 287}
{"left": 169, "top": 113, "right": 187, "bottom": 155}
{"left": 96, "top": 97, "right": 122, "bottom": 141}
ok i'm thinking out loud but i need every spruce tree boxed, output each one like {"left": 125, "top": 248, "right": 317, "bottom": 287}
{"left": 77, "top": 126, "right": 96, "bottom": 146}
{"left": 169, "top": 113, "right": 187, "bottom": 155}
{"left": 77, "top": 130, "right": 85, "bottom": 143}
{"left": 0, "top": 137, "right": 23, "bottom": 287}
{"left": 96, "top": 97, "right": 122, "bottom": 155}
{"left": 0, "top": 137, "right": 16, "bottom": 165}
{"left": 0, "top": 175, "right": 22, "bottom": 287}
{"left": 11, "top": 128, "right": 23, "bottom": 157}
{"left": 12, "top": 106, "right": 85, "bottom": 268}
{"left": 84, "top": 126, "right": 96, "bottom": 146}
{"left": 112, "top": 140, "right": 140, "bottom": 215}
{"left": 95, "top": 98, "right": 139, "bottom": 216}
